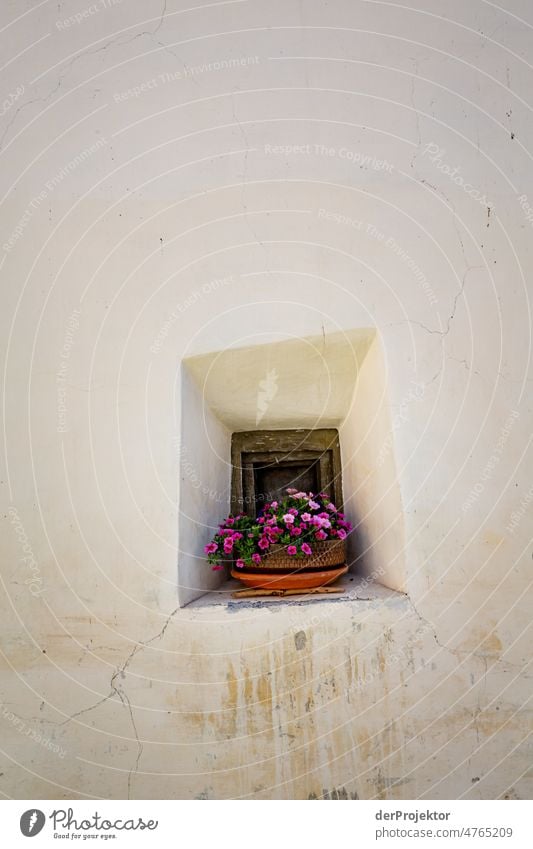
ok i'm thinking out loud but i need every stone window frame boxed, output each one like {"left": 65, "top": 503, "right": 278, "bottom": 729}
{"left": 230, "top": 428, "right": 343, "bottom": 518}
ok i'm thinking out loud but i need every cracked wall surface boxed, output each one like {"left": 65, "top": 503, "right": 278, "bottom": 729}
{"left": 0, "top": 0, "right": 532, "bottom": 800}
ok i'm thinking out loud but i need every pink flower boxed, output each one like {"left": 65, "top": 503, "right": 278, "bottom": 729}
{"left": 252, "top": 553, "right": 262, "bottom": 564}
{"left": 226, "top": 517, "right": 235, "bottom": 526}
{"left": 293, "top": 491, "right": 307, "bottom": 499}
{"left": 287, "top": 545, "right": 297, "bottom": 556}
{"left": 223, "top": 539, "right": 234, "bottom": 554}
{"left": 312, "top": 516, "right": 330, "bottom": 528}
{"left": 235, "top": 559, "right": 245, "bottom": 569}
{"left": 286, "top": 488, "right": 297, "bottom": 494}
{"left": 204, "top": 542, "right": 218, "bottom": 554}
{"left": 327, "top": 503, "right": 336, "bottom": 512}
{"left": 301, "top": 512, "right": 312, "bottom": 522}
{"left": 232, "top": 532, "right": 243, "bottom": 540}
{"left": 337, "top": 528, "right": 347, "bottom": 540}
{"left": 258, "top": 517, "right": 265, "bottom": 524}
{"left": 290, "top": 526, "right": 302, "bottom": 536}
{"left": 308, "top": 500, "right": 320, "bottom": 510}
{"left": 301, "top": 543, "right": 312, "bottom": 555}
{"left": 258, "top": 537, "right": 270, "bottom": 550}
{"left": 283, "top": 513, "right": 295, "bottom": 524}
{"left": 288, "top": 507, "right": 298, "bottom": 515}
{"left": 315, "top": 530, "right": 327, "bottom": 540}
{"left": 211, "top": 564, "right": 224, "bottom": 571}
{"left": 270, "top": 501, "right": 278, "bottom": 509}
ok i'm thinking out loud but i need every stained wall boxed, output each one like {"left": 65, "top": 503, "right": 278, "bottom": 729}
{"left": 1, "top": 0, "right": 531, "bottom": 800}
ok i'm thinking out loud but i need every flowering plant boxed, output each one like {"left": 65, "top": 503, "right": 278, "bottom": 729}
{"left": 204, "top": 489, "right": 352, "bottom": 570}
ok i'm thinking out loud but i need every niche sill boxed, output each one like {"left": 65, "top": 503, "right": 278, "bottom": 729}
{"left": 184, "top": 574, "right": 406, "bottom": 610}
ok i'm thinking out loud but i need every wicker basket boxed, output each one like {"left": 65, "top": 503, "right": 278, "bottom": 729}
{"left": 247, "top": 539, "right": 346, "bottom": 572}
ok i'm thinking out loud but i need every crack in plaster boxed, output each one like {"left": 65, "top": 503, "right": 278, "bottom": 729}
{"left": 0, "top": 85, "right": 62, "bottom": 150}
{"left": 406, "top": 595, "right": 525, "bottom": 672}
{"left": 388, "top": 261, "right": 483, "bottom": 392}
{"left": 1, "top": 1, "right": 170, "bottom": 149}
{"left": 407, "top": 593, "right": 475, "bottom": 659}
{"left": 58, "top": 605, "right": 178, "bottom": 798}
{"left": 404, "top": 264, "right": 482, "bottom": 340}
{"left": 409, "top": 63, "right": 422, "bottom": 170}
{"left": 228, "top": 93, "right": 272, "bottom": 268}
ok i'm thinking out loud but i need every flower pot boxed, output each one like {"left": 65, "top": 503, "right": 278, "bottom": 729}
{"left": 231, "top": 565, "right": 348, "bottom": 591}
{"left": 254, "top": 539, "right": 346, "bottom": 572}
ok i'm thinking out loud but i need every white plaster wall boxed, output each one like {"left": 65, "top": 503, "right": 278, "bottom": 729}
{"left": 178, "top": 365, "right": 231, "bottom": 606}
{"left": 1, "top": 0, "right": 532, "bottom": 800}
{"left": 183, "top": 329, "right": 374, "bottom": 429}
{"left": 340, "top": 334, "right": 407, "bottom": 592}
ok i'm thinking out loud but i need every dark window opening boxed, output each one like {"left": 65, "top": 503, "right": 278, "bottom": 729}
{"left": 231, "top": 429, "right": 343, "bottom": 518}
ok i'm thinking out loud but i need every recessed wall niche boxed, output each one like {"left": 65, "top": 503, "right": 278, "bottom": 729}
{"left": 178, "top": 330, "right": 406, "bottom": 606}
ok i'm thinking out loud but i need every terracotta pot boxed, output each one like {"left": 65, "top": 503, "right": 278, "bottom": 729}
{"left": 231, "top": 565, "right": 348, "bottom": 590}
